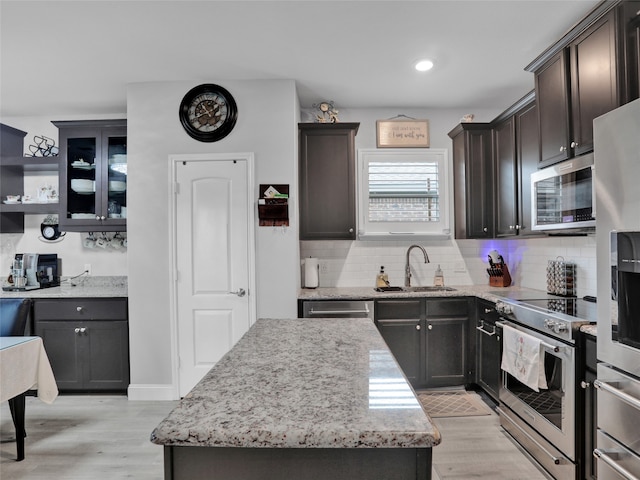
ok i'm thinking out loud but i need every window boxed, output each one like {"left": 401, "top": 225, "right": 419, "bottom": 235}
{"left": 357, "top": 149, "right": 450, "bottom": 238}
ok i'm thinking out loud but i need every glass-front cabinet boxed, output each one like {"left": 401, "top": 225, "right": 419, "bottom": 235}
{"left": 55, "top": 120, "right": 127, "bottom": 232}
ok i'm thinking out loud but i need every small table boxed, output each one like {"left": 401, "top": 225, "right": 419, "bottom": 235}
{"left": 0, "top": 336, "right": 58, "bottom": 461}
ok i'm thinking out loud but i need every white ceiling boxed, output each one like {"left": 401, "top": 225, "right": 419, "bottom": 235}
{"left": 0, "top": 0, "right": 601, "bottom": 118}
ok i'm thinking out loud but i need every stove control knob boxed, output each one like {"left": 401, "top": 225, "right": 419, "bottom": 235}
{"left": 496, "top": 302, "right": 512, "bottom": 315}
{"left": 555, "top": 322, "right": 568, "bottom": 333}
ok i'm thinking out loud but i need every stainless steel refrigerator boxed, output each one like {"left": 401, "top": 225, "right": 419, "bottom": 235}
{"left": 593, "top": 98, "right": 640, "bottom": 480}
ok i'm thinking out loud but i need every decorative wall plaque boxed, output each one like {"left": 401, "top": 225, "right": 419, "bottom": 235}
{"left": 376, "top": 119, "right": 429, "bottom": 148}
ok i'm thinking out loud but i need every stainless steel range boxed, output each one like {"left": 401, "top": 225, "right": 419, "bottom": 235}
{"left": 494, "top": 294, "right": 596, "bottom": 480}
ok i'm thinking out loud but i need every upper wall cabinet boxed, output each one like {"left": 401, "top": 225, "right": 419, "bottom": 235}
{"left": 527, "top": 4, "right": 623, "bottom": 167}
{"left": 299, "top": 123, "right": 359, "bottom": 240}
{"left": 493, "top": 92, "right": 541, "bottom": 238}
{"left": 623, "top": 1, "right": 640, "bottom": 101}
{"left": 55, "top": 120, "right": 127, "bottom": 232}
{"left": 448, "top": 123, "right": 494, "bottom": 239}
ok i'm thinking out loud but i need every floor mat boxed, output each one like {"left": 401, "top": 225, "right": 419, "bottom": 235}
{"left": 417, "top": 390, "right": 492, "bottom": 418}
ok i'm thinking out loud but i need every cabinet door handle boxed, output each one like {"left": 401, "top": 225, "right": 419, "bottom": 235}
{"left": 75, "top": 327, "right": 87, "bottom": 334}
{"left": 80, "top": 327, "right": 87, "bottom": 334}
{"left": 416, "top": 324, "right": 421, "bottom": 330}
{"left": 559, "top": 145, "right": 567, "bottom": 152}
{"left": 484, "top": 308, "right": 494, "bottom": 314}
{"left": 428, "top": 324, "right": 433, "bottom": 330}
{"left": 75, "top": 327, "right": 81, "bottom": 334}
{"left": 580, "top": 381, "right": 591, "bottom": 389}
{"left": 77, "top": 306, "right": 83, "bottom": 312}
{"left": 483, "top": 227, "right": 488, "bottom": 232}
{"left": 570, "top": 141, "right": 579, "bottom": 148}
{"left": 348, "top": 228, "right": 354, "bottom": 233}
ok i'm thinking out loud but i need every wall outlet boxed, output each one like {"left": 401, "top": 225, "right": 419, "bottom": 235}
{"left": 320, "top": 262, "right": 329, "bottom": 274}
{"left": 84, "top": 263, "right": 92, "bottom": 276}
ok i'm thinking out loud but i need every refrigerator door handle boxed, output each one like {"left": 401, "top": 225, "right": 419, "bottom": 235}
{"left": 594, "top": 379, "right": 640, "bottom": 410}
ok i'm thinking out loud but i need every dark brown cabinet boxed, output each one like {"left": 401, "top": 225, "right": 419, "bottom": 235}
{"left": 624, "top": 2, "right": 640, "bottom": 102}
{"left": 34, "top": 298, "right": 129, "bottom": 392}
{"left": 475, "top": 299, "right": 501, "bottom": 401}
{"left": 375, "top": 299, "right": 422, "bottom": 385}
{"left": 375, "top": 297, "right": 470, "bottom": 389}
{"left": 493, "top": 93, "right": 540, "bottom": 238}
{"left": 515, "top": 99, "right": 540, "bottom": 237}
{"left": 530, "top": 7, "right": 619, "bottom": 166}
{"left": 448, "top": 123, "right": 494, "bottom": 239}
{"left": 299, "top": 123, "right": 359, "bottom": 240}
{"left": 493, "top": 116, "right": 517, "bottom": 237}
{"left": 0, "top": 124, "right": 60, "bottom": 233}
{"left": 56, "top": 120, "right": 127, "bottom": 232}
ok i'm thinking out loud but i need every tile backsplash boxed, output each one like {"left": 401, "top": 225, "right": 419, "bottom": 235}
{"left": 300, "top": 235, "right": 596, "bottom": 297}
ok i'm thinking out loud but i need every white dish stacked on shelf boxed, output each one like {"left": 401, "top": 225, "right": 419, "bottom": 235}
{"left": 71, "top": 160, "right": 95, "bottom": 170}
{"left": 71, "top": 179, "right": 95, "bottom": 194}
{"left": 109, "top": 180, "right": 126, "bottom": 193}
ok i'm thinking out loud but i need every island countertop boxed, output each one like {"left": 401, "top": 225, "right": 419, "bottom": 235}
{"left": 151, "top": 317, "right": 441, "bottom": 449}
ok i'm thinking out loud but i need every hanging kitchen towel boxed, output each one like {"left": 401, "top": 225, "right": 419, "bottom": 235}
{"left": 501, "top": 324, "right": 548, "bottom": 392}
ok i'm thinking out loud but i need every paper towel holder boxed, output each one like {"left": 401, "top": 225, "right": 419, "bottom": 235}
{"left": 303, "top": 257, "right": 319, "bottom": 289}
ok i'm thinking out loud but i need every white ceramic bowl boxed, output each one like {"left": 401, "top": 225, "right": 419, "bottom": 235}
{"left": 70, "top": 179, "right": 94, "bottom": 193}
{"left": 109, "top": 180, "right": 126, "bottom": 192}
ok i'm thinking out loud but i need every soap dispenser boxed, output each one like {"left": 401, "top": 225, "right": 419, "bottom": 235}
{"left": 433, "top": 264, "right": 444, "bottom": 286}
{"left": 376, "top": 266, "right": 389, "bottom": 288}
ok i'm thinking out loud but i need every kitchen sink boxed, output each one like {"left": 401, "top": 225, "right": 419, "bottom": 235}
{"left": 374, "top": 286, "right": 456, "bottom": 293}
{"left": 403, "top": 286, "right": 456, "bottom": 292}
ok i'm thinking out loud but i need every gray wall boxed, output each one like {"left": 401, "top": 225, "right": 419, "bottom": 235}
{"left": 126, "top": 79, "right": 300, "bottom": 399}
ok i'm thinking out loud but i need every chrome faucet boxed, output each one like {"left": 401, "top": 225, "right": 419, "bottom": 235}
{"left": 405, "top": 245, "right": 429, "bottom": 287}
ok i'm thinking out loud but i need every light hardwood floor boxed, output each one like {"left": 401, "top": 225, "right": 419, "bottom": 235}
{"left": 1, "top": 395, "right": 551, "bottom": 479}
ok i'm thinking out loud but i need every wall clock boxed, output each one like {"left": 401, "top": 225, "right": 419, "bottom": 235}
{"left": 41, "top": 222, "right": 64, "bottom": 241}
{"left": 179, "top": 84, "right": 238, "bottom": 142}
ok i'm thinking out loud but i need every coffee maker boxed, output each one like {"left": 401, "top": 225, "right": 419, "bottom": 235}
{"left": 4, "top": 253, "right": 60, "bottom": 291}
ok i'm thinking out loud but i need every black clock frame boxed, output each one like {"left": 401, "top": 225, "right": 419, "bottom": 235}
{"left": 179, "top": 84, "right": 238, "bottom": 142}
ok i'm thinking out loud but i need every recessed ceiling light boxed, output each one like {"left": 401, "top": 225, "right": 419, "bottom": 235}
{"left": 414, "top": 59, "right": 434, "bottom": 72}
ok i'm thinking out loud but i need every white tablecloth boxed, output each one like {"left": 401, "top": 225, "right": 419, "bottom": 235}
{"left": 0, "top": 337, "right": 58, "bottom": 403}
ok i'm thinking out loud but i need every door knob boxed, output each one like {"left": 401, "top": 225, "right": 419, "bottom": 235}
{"left": 229, "top": 288, "right": 246, "bottom": 297}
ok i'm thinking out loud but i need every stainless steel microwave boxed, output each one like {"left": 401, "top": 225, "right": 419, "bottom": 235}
{"left": 531, "top": 154, "right": 595, "bottom": 232}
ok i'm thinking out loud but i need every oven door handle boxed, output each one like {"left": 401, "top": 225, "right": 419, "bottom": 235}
{"left": 593, "top": 448, "right": 640, "bottom": 480}
{"left": 594, "top": 379, "right": 640, "bottom": 411}
{"left": 496, "top": 407, "right": 565, "bottom": 465}
{"left": 496, "top": 321, "right": 562, "bottom": 352}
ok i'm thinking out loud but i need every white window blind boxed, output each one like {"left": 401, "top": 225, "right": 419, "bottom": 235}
{"left": 357, "top": 149, "right": 450, "bottom": 238}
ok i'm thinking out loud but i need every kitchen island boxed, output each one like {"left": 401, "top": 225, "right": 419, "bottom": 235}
{"left": 151, "top": 317, "right": 440, "bottom": 480}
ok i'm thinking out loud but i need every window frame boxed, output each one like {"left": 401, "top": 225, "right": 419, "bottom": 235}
{"left": 357, "top": 148, "right": 451, "bottom": 239}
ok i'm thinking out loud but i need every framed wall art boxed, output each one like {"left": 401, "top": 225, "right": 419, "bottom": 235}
{"left": 376, "top": 119, "right": 429, "bottom": 148}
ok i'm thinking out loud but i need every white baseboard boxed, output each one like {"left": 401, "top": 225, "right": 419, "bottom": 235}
{"left": 127, "top": 383, "right": 178, "bottom": 401}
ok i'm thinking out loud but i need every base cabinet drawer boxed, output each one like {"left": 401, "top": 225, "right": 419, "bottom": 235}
{"left": 34, "top": 298, "right": 127, "bottom": 320}
{"left": 34, "top": 298, "right": 129, "bottom": 392}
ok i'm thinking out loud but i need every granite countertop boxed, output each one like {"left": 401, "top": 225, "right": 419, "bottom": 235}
{"left": 581, "top": 324, "right": 597, "bottom": 337}
{"left": 298, "top": 284, "right": 546, "bottom": 304}
{"left": 0, "top": 276, "right": 127, "bottom": 298}
{"left": 151, "top": 317, "right": 441, "bottom": 449}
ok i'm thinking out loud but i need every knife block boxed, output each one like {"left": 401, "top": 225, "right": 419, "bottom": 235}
{"left": 489, "top": 263, "right": 512, "bottom": 287}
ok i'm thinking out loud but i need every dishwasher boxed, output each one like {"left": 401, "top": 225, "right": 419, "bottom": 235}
{"left": 301, "top": 300, "right": 374, "bottom": 320}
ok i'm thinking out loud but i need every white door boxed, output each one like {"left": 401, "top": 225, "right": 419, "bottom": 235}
{"left": 175, "top": 157, "right": 252, "bottom": 397}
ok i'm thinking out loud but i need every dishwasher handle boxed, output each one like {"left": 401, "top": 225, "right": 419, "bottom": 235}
{"left": 308, "top": 306, "right": 370, "bottom": 316}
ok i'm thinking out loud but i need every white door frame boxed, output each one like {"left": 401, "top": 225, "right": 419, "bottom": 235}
{"left": 167, "top": 152, "right": 256, "bottom": 398}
